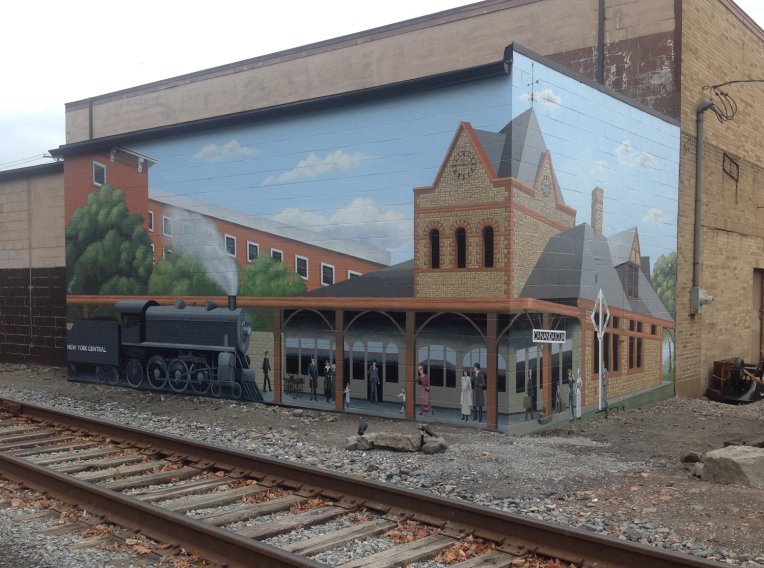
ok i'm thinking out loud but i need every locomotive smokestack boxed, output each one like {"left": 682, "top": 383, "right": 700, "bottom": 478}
{"left": 228, "top": 295, "right": 237, "bottom": 311}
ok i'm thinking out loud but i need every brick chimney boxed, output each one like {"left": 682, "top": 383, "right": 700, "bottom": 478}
{"left": 591, "top": 187, "right": 604, "bottom": 236}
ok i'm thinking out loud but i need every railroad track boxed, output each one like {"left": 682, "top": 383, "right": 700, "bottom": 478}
{"left": 0, "top": 398, "right": 721, "bottom": 568}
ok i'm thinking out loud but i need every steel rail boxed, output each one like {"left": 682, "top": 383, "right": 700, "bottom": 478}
{"left": 0, "top": 449, "right": 320, "bottom": 568}
{"left": 0, "top": 398, "right": 722, "bottom": 568}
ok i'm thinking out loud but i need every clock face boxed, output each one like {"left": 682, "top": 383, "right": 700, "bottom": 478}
{"left": 451, "top": 150, "right": 476, "bottom": 180}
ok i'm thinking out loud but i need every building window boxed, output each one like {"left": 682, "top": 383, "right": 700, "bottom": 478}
{"left": 483, "top": 226, "right": 494, "bottom": 268}
{"left": 162, "top": 216, "right": 171, "bottom": 237}
{"left": 148, "top": 211, "right": 154, "bottom": 232}
{"left": 225, "top": 235, "right": 236, "bottom": 257}
{"left": 92, "top": 161, "right": 106, "bottom": 186}
{"left": 347, "top": 270, "right": 361, "bottom": 279}
{"left": 150, "top": 243, "right": 155, "bottom": 259}
{"left": 321, "top": 263, "right": 335, "bottom": 286}
{"left": 455, "top": 227, "right": 467, "bottom": 268}
{"left": 271, "top": 248, "right": 283, "bottom": 263}
{"left": 429, "top": 229, "right": 440, "bottom": 269}
{"left": 295, "top": 255, "right": 308, "bottom": 279}
{"left": 163, "top": 247, "right": 174, "bottom": 259}
{"left": 247, "top": 242, "right": 259, "bottom": 262}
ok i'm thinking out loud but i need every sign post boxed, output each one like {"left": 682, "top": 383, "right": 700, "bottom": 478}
{"left": 590, "top": 289, "right": 610, "bottom": 411}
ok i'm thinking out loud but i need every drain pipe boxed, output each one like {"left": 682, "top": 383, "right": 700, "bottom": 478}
{"left": 691, "top": 100, "right": 715, "bottom": 315}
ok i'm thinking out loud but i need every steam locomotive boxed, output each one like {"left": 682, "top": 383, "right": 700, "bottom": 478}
{"left": 67, "top": 296, "right": 261, "bottom": 401}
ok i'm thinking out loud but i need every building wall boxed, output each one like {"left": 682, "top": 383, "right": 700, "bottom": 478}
{"left": 63, "top": 0, "right": 678, "bottom": 144}
{"left": 0, "top": 165, "right": 67, "bottom": 364}
{"left": 148, "top": 200, "right": 387, "bottom": 291}
{"left": 63, "top": 152, "right": 151, "bottom": 225}
{"left": 675, "top": 0, "right": 764, "bottom": 396}
{"left": 415, "top": 130, "right": 513, "bottom": 298}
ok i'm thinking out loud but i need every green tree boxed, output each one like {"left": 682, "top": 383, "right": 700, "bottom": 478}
{"left": 148, "top": 253, "right": 225, "bottom": 296}
{"left": 651, "top": 251, "right": 677, "bottom": 375}
{"left": 66, "top": 184, "right": 153, "bottom": 295}
{"left": 239, "top": 257, "right": 306, "bottom": 297}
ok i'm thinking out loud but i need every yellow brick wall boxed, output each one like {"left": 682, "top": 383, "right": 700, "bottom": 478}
{"left": 415, "top": 133, "right": 511, "bottom": 298}
{"left": 512, "top": 212, "right": 565, "bottom": 297}
{"left": 676, "top": 0, "right": 764, "bottom": 396}
{"left": 0, "top": 171, "right": 65, "bottom": 269}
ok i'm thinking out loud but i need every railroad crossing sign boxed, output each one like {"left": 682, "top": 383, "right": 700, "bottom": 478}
{"left": 590, "top": 289, "right": 610, "bottom": 411}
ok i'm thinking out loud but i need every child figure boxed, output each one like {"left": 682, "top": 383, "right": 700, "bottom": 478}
{"left": 396, "top": 389, "right": 406, "bottom": 413}
{"left": 344, "top": 385, "right": 351, "bottom": 407}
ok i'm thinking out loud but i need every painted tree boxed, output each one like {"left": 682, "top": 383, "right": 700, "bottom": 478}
{"left": 65, "top": 184, "right": 153, "bottom": 295}
{"left": 148, "top": 253, "right": 224, "bottom": 296}
{"left": 239, "top": 257, "right": 306, "bottom": 297}
{"left": 651, "top": 251, "right": 677, "bottom": 374}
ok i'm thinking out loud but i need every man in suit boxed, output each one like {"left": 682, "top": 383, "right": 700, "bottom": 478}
{"left": 261, "top": 351, "right": 271, "bottom": 392}
{"left": 308, "top": 357, "right": 319, "bottom": 401}
{"left": 368, "top": 360, "right": 380, "bottom": 403}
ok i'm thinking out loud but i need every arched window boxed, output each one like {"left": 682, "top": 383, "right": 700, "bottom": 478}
{"left": 455, "top": 228, "right": 467, "bottom": 268}
{"left": 483, "top": 226, "right": 494, "bottom": 268}
{"left": 429, "top": 229, "right": 440, "bottom": 269}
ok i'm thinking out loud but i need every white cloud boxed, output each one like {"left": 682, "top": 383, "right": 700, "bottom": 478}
{"left": 262, "top": 149, "right": 370, "bottom": 185}
{"left": 519, "top": 88, "right": 562, "bottom": 116}
{"left": 590, "top": 159, "right": 609, "bottom": 178}
{"left": 193, "top": 139, "right": 257, "bottom": 160}
{"left": 614, "top": 140, "right": 656, "bottom": 171}
{"left": 641, "top": 207, "right": 666, "bottom": 224}
{"left": 273, "top": 197, "right": 411, "bottom": 251}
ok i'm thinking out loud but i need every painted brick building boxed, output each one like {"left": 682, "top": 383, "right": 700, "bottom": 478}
{"left": 1, "top": 0, "right": 762, "bottom": 406}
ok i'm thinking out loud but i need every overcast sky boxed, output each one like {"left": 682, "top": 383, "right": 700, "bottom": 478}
{"left": 2, "top": 0, "right": 762, "bottom": 172}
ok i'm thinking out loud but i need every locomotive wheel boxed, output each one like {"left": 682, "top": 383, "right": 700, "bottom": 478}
{"left": 168, "top": 359, "right": 189, "bottom": 393}
{"left": 189, "top": 362, "right": 211, "bottom": 395}
{"left": 232, "top": 382, "right": 243, "bottom": 400}
{"left": 146, "top": 356, "right": 168, "bottom": 390}
{"left": 106, "top": 366, "right": 120, "bottom": 385}
{"left": 96, "top": 365, "right": 119, "bottom": 384}
{"left": 211, "top": 381, "right": 222, "bottom": 398}
{"left": 125, "top": 358, "right": 144, "bottom": 388}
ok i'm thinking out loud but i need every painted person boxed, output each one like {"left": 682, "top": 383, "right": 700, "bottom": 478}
{"left": 323, "top": 359, "right": 334, "bottom": 403}
{"left": 368, "top": 360, "right": 380, "bottom": 403}
{"left": 417, "top": 365, "right": 433, "bottom": 415}
{"left": 567, "top": 368, "right": 575, "bottom": 420}
{"left": 460, "top": 369, "right": 473, "bottom": 421}
{"left": 261, "top": 350, "right": 271, "bottom": 392}
{"left": 472, "top": 363, "right": 485, "bottom": 422}
{"left": 308, "top": 356, "right": 318, "bottom": 401}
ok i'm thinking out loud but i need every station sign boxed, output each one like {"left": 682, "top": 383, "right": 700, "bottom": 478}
{"left": 532, "top": 329, "right": 566, "bottom": 343}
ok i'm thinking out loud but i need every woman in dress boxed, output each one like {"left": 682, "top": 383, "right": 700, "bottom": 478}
{"left": 417, "top": 365, "right": 433, "bottom": 415}
{"left": 472, "top": 363, "right": 485, "bottom": 422}
{"left": 460, "top": 369, "right": 473, "bottom": 421}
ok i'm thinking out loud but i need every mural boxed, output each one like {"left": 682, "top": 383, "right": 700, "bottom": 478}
{"left": 65, "top": 47, "right": 680, "bottom": 421}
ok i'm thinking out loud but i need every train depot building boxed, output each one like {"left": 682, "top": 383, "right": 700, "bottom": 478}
{"left": 2, "top": 0, "right": 764, "bottom": 431}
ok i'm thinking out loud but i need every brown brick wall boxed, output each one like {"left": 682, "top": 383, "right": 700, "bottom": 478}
{"left": 0, "top": 268, "right": 67, "bottom": 365}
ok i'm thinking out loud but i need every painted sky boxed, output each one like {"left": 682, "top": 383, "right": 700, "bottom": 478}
{"left": 134, "top": 50, "right": 679, "bottom": 267}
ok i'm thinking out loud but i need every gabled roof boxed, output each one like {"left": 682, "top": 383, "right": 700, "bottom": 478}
{"left": 520, "top": 223, "right": 673, "bottom": 322}
{"left": 473, "top": 108, "right": 553, "bottom": 191}
{"left": 304, "top": 260, "right": 414, "bottom": 298}
{"left": 608, "top": 227, "right": 639, "bottom": 267}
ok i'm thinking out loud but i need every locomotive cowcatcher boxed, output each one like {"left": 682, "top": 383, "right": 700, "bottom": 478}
{"left": 67, "top": 296, "right": 262, "bottom": 401}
